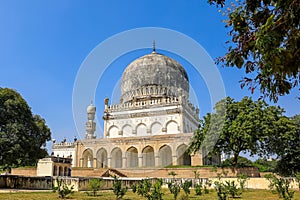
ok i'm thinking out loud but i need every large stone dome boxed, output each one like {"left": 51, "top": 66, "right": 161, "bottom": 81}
{"left": 120, "top": 52, "right": 189, "bottom": 103}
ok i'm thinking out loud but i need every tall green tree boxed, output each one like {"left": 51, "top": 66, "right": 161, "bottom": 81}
{"left": 272, "top": 115, "right": 300, "bottom": 176}
{"left": 0, "top": 88, "right": 51, "bottom": 169}
{"left": 188, "top": 96, "right": 294, "bottom": 167}
{"left": 207, "top": 0, "right": 299, "bottom": 101}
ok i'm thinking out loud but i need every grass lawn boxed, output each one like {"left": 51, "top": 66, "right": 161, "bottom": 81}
{"left": 0, "top": 189, "right": 299, "bottom": 200}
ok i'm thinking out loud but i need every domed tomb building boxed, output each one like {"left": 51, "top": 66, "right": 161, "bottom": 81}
{"left": 104, "top": 51, "right": 197, "bottom": 138}
{"left": 52, "top": 49, "right": 214, "bottom": 176}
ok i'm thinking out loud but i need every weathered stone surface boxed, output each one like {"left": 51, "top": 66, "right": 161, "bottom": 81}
{"left": 121, "top": 52, "right": 189, "bottom": 103}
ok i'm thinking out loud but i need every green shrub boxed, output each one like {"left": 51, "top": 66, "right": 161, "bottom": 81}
{"left": 221, "top": 156, "right": 253, "bottom": 167}
{"left": 182, "top": 180, "right": 192, "bottom": 195}
{"left": 52, "top": 178, "right": 74, "bottom": 199}
{"left": 253, "top": 158, "right": 277, "bottom": 172}
{"left": 225, "top": 180, "right": 241, "bottom": 198}
{"left": 151, "top": 179, "right": 164, "bottom": 200}
{"left": 137, "top": 179, "right": 152, "bottom": 199}
{"left": 237, "top": 174, "right": 248, "bottom": 191}
{"left": 88, "top": 178, "right": 104, "bottom": 196}
{"left": 134, "top": 178, "right": 163, "bottom": 200}
{"left": 113, "top": 176, "right": 127, "bottom": 200}
{"left": 168, "top": 171, "right": 177, "bottom": 179}
{"left": 265, "top": 174, "right": 294, "bottom": 200}
{"left": 195, "top": 183, "right": 202, "bottom": 196}
{"left": 214, "top": 181, "right": 227, "bottom": 200}
{"left": 131, "top": 184, "right": 137, "bottom": 193}
{"left": 168, "top": 181, "right": 181, "bottom": 200}
{"left": 204, "top": 180, "right": 212, "bottom": 194}
{"left": 214, "top": 179, "right": 242, "bottom": 200}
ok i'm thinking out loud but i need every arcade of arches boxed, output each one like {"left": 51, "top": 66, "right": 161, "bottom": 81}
{"left": 76, "top": 133, "right": 202, "bottom": 169}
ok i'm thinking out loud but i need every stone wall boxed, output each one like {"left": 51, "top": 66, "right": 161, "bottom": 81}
{"left": 71, "top": 167, "right": 259, "bottom": 178}
{"left": 209, "top": 177, "right": 299, "bottom": 190}
{"left": 0, "top": 175, "right": 146, "bottom": 191}
{"left": 119, "top": 167, "right": 259, "bottom": 178}
{"left": 71, "top": 168, "right": 107, "bottom": 177}
{"left": 0, "top": 175, "right": 52, "bottom": 189}
{"left": 1, "top": 175, "right": 299, "bottom": 191}
{"left": 11, "top": 168, "right": 37, "bottom": 177}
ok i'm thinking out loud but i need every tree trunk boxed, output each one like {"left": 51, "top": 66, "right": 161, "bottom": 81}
{"left": 232, "top": 153, "right": 239, "bottom": 168}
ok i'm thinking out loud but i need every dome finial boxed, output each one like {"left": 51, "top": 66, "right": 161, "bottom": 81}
{"left": 152, "top": 40, "right": 156, "bottom": 53}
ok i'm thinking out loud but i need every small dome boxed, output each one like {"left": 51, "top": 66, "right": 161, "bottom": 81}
{"left": 120, "top": 52, "right": 189, "bottom": 103}
{"left": 87, "top": 103, "right": 96, "bottom": 113}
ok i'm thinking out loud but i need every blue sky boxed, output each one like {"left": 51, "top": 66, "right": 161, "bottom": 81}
{"left": 0, "top": 1, "right": 299, "bottom": 152}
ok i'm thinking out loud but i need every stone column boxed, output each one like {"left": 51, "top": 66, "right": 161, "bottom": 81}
{"left": 191, "top": 153, "right": 203, "bottom": 166}
{"left": 107, "top": 157, "right": 111, "bottom": 168}
{"left": 122, "top": 157, "right": 127, "bottom": 168}
{"left": 155, "top": 153, "right": 159, "bottom": 167}
{"left": 80, "top": 158, "right": 84, "bottom": 167}
{"left": 138, "top": 156, "right": 143, "bottom": 167}
{"left": 172, "top": 154, "right": 177, "bottom": 166}
{"left": 93, "top": 158, "right": 97, "bottom": 168}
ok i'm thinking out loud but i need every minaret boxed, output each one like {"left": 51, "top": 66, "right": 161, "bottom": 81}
{"left": 85, "top": 102, "right": 96, "bottom": 139}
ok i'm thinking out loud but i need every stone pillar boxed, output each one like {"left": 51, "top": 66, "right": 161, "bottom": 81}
{"left": 107, "top": 157, "right": 111, "bottom": 168}
{"left": 138, "top": 156, "right": 143, "bottom": 167}
{"left": 80, "top": 158, "right": 84, "bottom": 167}
{"left": 122, "top": 157, "right": 127, "bottom": 168}
{"left": 191, "top": 153, "right": 203, "bottom": 166}
{"left": 93, "top": 158, "right": 97, "bottom": 168}
{"left": 155, "top": 153, "right": 159, "bottom": 167}
{"left": 172, "top": 155, "right": 177, "bottom": 166}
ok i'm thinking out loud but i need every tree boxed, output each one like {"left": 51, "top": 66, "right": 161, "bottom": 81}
{"left": 207, "top": 0, "right": 300, "bottom": 102}
{"left": 88, "top": 178, "right": 104, "bottom": 196}
{"left": 0, "top": 88, "right": 51, "bottom": 169}
{"left": 272, "top": 115, "right": 300, "bottom": 176}
{"left": 253, "top": 158, "right": 277, "bottom": 172}
{"left": 222, "top": 156, "right": 252, "bottom": 167}
{"left": 188, "top": 96, "right": 293, "bottom": 167}
{"left": 52, "top": 178, "right": 74, "bottom": 199}
{"left": 112, "top": 176, "right": 127, "bottom": 200}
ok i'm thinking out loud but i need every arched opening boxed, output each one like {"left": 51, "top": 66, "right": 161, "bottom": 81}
{"left": 96, "top": 148, "right": 108, "bottom": 168}
{"left": 159, "top": 145, "right": 172, "bottom": 167}
{"left": 142, "top": 146, "right": 155, "bottom": 167}
{"left": 166, "top": 121, "right": 178, "bottom": 134}
{"left": 108, "top": 126, "right": 119, "bottom": 137}
{"left": 126, "top": 147, "right": 138, "bottom": 168}
{"left": 151, "top": 122, "right": 162, "bottom": 135}
{"left": 136, "top": 123, "right": 147, "bottom": 136}
{"left": 111, "top": 147, "right": 122, "bottom": 168}
{"left": 82, "top": 149, "right": 93, "bottom": 168}
{"left": 177, "top": 144, "right": 191, "bottom": 166}
{"left": 122, "top": 125, "right": 132, "bottom": 136}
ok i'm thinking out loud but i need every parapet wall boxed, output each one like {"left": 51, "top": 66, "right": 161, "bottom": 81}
{"left": 1, "top": 175, "right": 299, "bottom": 191}
{"left": 11, "top": 168, "right": 37, "bottom": 177}
{"left": 0, "top": 175, "right": 52, "bottom": 190}
{"left": 71, "top": 167, "right": 260, "bottom": 178}
{"left": 120, "top": 167, "right": 260, "bottom": 178}
{"left": 71, "top": 168, "right": 108, "bottom": 177}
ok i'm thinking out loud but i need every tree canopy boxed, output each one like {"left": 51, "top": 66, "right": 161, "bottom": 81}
{"left": 273, "top": 115, "right": 300, "bottom": 176}
{"left": 0, "top": 88, "right": 51, "bottom": 169}
{"left": 188, "top": 96, "right": 296, "bottom": 169}
{"left": 207, "top": 0, "right": 300, "bottom": 101}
